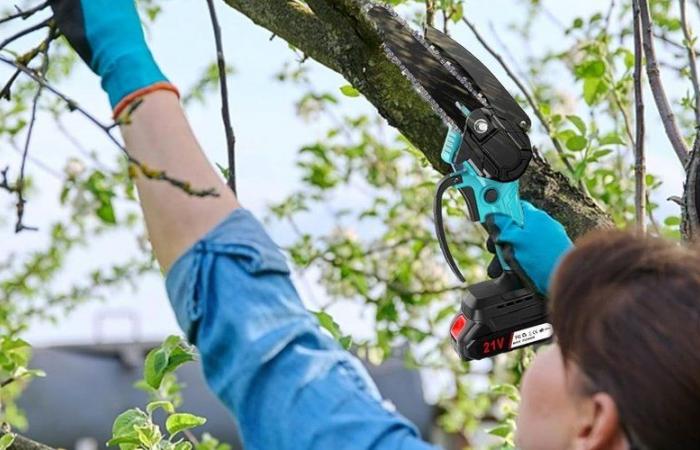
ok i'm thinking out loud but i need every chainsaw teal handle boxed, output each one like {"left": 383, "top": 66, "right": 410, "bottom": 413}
{"left": 453, "top": 169, "right": 521, "bottom": 271}
{"left": 436, "top": 128, "right": 525, "bottom": 279}
{"left": 442, "top": 128, "right": 524, "bottom": 224}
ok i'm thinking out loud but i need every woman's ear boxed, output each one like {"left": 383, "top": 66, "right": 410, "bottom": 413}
{"left": 573, "top": 392, "right": 629, "bottom": 450}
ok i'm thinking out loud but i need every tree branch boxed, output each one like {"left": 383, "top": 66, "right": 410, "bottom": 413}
{"left": 205, "top": 0, "right": 237, "bottom": 194}
{"left": 0, "top": 55, "right": 219, "bottom": 198}
{"left": 425, "top": 0, "right": 435, "bottom": 28}
{"left": 682, "top": 131, "right": 700, "bottom": 240}
{"left": 633, "top": 0, "right": 647, "bottom": 233}
{"left": 636, "top": 0, "right": 690, "bottom": 166}
{"left": 0, "top": 2, "right": 49, "bottom": 26}
{"left": 221, "top": 0, "right": 611, "bottom": 238}
{"left": 1, "top": 432, "right": 56, "bottom": 450}
{"left": 0, "top": 17, "right": 51, "bottom": 50}
{"left": 680, "top": 0, "right": 700, "bottom": 128}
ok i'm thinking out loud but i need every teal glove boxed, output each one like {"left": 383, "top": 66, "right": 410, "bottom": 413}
{"left": 50, "top": 0, "right": 173, "bottom": 112}
{"left": 488, "top": 201, "right": 573, "bottom": 295}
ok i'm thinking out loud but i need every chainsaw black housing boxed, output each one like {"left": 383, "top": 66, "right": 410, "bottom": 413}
{"left": 454, "top": 108, "right": 532, "bottom": 182}
{"left": 449, "top": 272, "right": 552, "bottom": 361}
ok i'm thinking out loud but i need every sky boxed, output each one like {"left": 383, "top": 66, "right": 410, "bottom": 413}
{"left": 0, "top": 0, "right": 692, "bottom": 355}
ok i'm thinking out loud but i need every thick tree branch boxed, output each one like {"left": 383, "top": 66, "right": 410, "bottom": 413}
{"left": 680, "top": 0, "right": 700, "bottom": 128}
{"left": 633, "top": 0, "right": 647, "bottom": 233}
{"left": 221, "top": 0, "right": 611, "bottom": 237}
{"left": 682, "top": 132, "right": 700, "bottom": 240}
{"left": 0, "top": 432, "right": 55, "bottom": 450}
{"left": 636, "top": 0, "right": 690, "bottom": 166}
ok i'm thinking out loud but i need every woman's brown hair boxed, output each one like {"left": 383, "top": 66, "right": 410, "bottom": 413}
{"left": 550, "top": 230, "right": 700, "bottom": 450}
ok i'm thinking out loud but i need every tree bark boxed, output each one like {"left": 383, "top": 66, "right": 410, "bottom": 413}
{"left": 0, "top": 433, "right": 55, "bottom": 450}
{"left": 682, "top": 135, "right": 700, "bottom": 240}
{"left": 221, "top": 0, "right": 611, "bottom": 237}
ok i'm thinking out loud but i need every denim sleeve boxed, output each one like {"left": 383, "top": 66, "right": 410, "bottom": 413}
{"left": 165, "top": 209, "right": 438, "bottom": 450}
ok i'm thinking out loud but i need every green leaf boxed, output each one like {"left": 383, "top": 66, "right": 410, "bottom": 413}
{"left": 174, "top": 442, "right": 193, "bottom": 450}
{"left": 1, "top": 338, "right": 30, "bottom": 352}
{"left": 664, "top": 216, "right": 681, "bottom": 226}
{"left": 110, "top": 409, "right": 150, "bottom": 450}
{"left": 587, "top": 60, "right": 606, "bottom": 77}
{"left": 96, "top": 201, "right": 116, "bottom": 225}
{"left": 313, "top": 311, "right": 352, "bottom": 349}
{"left": 215, "top": 162, "right": 230, "bottom": 180}
{"left": 566, "top": 135, "right": 588, "bottom": 151}
{"left": 339, "top": 335, "right": 353, "bottom": 350}
{"left": 488, "top": 424, "right": 512, "bottom": 438}
{"left": 491, "top": 383, "right": 520, "bottom": 401}
{"left": 144, "top": 336, "right": 196, "bottom": 390}
{"left": 106, "top": 436, "right": 140, "bottom": 448}
{"left": 339, "top": 85, "right": 360, "bottom": 97}
{"left": 147, "top": 401, "right": 175, "bottom": 415}
{"left": 135, "top": 424, "right": 162, "bottom": 448}
{"left": 12, "top": 367, "right": 46, "bottom": 379}
{"left": 645, "top": 174, "right": 654, "bottom": 185}
{"left": 590, "top": 149, "right": 614, "bottom": 160}
{"left": 164, "top": 347, "right": 196, "bottom": 374}
{"left": 599, "top": 134, "right": 625, "bottom": 146}
{"left": 566, "top": 115, "right": 587, "bottom": 134}
{"left": 623, "top": 49, "right": 635, "bottom": 69}
{"left": 314, "top": 311, "right": 343, "bottom": 339}
{"left": 166, "top": 413, "right": 207, "bottom": 437}
{"left": 583, "top": 78, "right": 604, "bottom": 105}
{"left": 144, "top": 347, "right": 170, "bottom": 390}
{"left": 0, "top": 434, "right": 15, "bottom": 450}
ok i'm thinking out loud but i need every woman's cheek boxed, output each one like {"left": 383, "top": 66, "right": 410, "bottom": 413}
{"left": 515, "top": 346, "right": 576, "bottom": 450}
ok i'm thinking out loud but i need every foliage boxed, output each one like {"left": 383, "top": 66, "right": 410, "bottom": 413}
{"left": 108, "top": 336, "right": 210, "bottom": 450}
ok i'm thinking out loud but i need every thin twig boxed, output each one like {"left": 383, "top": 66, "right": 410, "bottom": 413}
{"left": 610, "top": 88, "right": 636, "bottom": 145}
{"left": 0, "top": 168, "right": 16, "bottom": 193}
{"left": 636, "top": 0, "right": 690, "bottom": 166}
{"left": 183, "top": 430, "right": 200, "bottom": 446}
{"left": 0, "top": 69, "right": 21, "bottom": 101}
{"left": 0, "top": 27, "right": 61, "bottom": 101}
{"left": 425, "top": 0, "right": 435, "bottom": 28}
{"left": 0, "top": 17, "right": 51, "bottom": 49}
{"left": 654, "top": 31, "right": 700, "bottom": 55}
{"left": 14, "top": 63, "right": 45, "bottom": 233}
{"left": 633, "top": 0, "right": 647, "bottom": 233}
{"left": 604, "top": 0, "right": 617, "bottom": 33}
{"left": 646, "top": 192, "right": 661, "bottom": 235}
{"left": 461, "top": 17, "right": 578, "bottom": 179}
{"left": 0, "top": 55, "right": 219, "bottom": 198}
{"left": 0, "top": 1, "right": 49, "bottom": 26}
{"left": 9, "top": 26, "right": 57, "bottom": 232}
{"left": 205, "top": 0, "right": 237, "bottom": 194}
{"left": 680, "top": 0, "right": 700, "bottom": 127}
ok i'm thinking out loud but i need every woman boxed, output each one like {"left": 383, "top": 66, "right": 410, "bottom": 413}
{"left": 518, "top": 232, "right": 700, "bottom": 450}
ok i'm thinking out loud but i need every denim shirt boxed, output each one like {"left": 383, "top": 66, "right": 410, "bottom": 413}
{"left": 165, "top": 208, "right": 437, "bottom": 450}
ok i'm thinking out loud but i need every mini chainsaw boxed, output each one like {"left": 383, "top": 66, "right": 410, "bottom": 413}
{"left": 366, "top": 4, "right": 553, "bottom": 360}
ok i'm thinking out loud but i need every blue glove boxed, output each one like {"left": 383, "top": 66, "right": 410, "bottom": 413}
{"left": 488, "top": 201, "right": 573, "bottom": 295}
{"left": 49, "top": 0, "right": 174, "bottom": 113}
